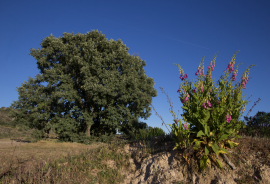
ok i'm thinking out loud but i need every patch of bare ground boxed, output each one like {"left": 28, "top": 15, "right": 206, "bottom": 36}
{"left": 105, "top": 133, "right": 270, "bottom": 184}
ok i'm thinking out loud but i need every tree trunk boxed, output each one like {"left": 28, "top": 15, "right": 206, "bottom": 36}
{"left": 86, "top": 122, "right": 91, "bottom": 137}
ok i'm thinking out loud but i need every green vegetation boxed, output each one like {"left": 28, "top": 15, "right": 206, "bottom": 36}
{"left": 1, "top": 97, "right": 269, "bottom": 183}
{"left": 1, "top": 30, "right": 270, "bottom": 183}
{"left": 8, "top": 30, "right": 157, "bottom": 145}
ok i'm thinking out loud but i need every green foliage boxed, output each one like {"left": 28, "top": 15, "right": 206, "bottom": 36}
{"left": 117, "top": 117, "right": 152, "bottom": 140}
{"left": 240, "top": 111, "right": 270, "bottom": 138}
{"left": 6, "top": 108, "right": 35, "bottom": 129}
{"left": 31, "top": 129, "right": 45, "bottom": 141}
{"left": 9, "top": 30, "right": 157, "bottom": 144}
{"left": 130, "top": 126, "right": 166, "bottom": 141}
{"left": 170, "top": 51, "right": 257, "bottom": 173}
{"left": 144, "top": 127, "right": 166, "bottom": 139}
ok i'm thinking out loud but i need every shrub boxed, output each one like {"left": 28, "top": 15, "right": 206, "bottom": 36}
{"left": 136, "top": 126, "right": 166, "bottom": 141}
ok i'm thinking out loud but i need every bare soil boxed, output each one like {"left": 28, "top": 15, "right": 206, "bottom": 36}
{"left": 112, "top": 135, "right": 270, "bottom": 184}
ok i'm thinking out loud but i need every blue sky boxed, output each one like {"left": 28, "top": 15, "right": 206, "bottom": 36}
{"left": 1, "top": 1, "right": 269, "bottom": 135}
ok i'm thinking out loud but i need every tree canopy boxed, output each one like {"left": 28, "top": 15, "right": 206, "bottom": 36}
{"left": 243, "top": 111, "right": 270, "bottom": 128}
{"left": 9, "top": 30, "right": 158, "bottom": 143}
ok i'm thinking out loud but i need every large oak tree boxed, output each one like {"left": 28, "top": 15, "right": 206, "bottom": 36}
{"left": 9, "top": 30, "right": 157, "bottom": 143}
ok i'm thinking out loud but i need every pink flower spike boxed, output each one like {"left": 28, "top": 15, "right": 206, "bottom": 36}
{"left": 232, "top": 72, "right": 237, "bottom": 81}
{"left": 175, "top": 118, "right": 179, "bottom": 125}
{"left": 182, "top": 97, "right": 188, "bottom": 103}
{"left": 211, "top": 64, "right": 214, "bottom": 71}
{"left": 207, "top": 101, "right": 212, "bottom": 107}
{"left": 195, "top": 68, "right": 200, "bottom": 76}
{"left": 228, "top": 63, "right": 235, "bottom": 73}
{"left": 226, "top": 114, "right": 231, "bottom": 123}
{"left": 226, "top": 64, "right": 230, "bottom": 71}
{"left": 183, "top": 123, "right": 188, "bottom": 130}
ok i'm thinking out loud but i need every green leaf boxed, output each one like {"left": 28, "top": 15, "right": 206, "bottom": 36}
{"left": 210, "top": 142, "right": 220, "bottom": 156}
{"left": 197, "top": 130, "right": 205, "bottom": 137}
{"left": 193, "top": 139, "right": 202, "bottom": 150}
{"left": 205, "top": 145, "right": 210, "bottom": 155}
{"left": 218, "top": 133, "right": 229, "bottom": 142}
{"left": 182, "top": 106, "right": 189, "bottom": 110}
{"left": 200, "top": 155, "right": 211, "bottom": 171}
{"left": 203, "top": 123, "right": 210, "bottom": 136}
{"left": 227, "top": 140, "right": 239, "bottom": 149}
{"left": 215, "top": 159, "right": 224, "bottom": 171}
{"left": 219, "top": 147, "right": 230, "bottom": 155}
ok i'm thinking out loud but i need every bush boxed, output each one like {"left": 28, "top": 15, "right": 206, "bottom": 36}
{"left": 135, "top": 127, "right": 166, "bottom": 141}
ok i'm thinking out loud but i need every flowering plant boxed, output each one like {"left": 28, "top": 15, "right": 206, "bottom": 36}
{"left": 168, "top": 51, "right": 256, "bottom": 172}
{"left": 167, "top": 117, "right": 192, "bottom": 149}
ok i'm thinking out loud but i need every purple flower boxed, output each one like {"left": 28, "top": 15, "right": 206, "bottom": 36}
{"left": 207, "top": 100, "right": 212, "bottom": 107}
{"left": 226, "top": 62, "right": 235, "bottom": 73}
{"left": 201, "top": 69, "right": 205, "bottom": 77}
{"left": 181, "top": 96, "right": 188, "bottom": 103}
{"left": 232, "top": 72, "right": 237, "bottom": 81}
{"left": 180, "top": 73, "right": 188, "bottom": 80}
{"left": 241, "top": 81, "right": 246, "bottom": 89}
{"left": 226, "top": 114, "right": 231, "bottom": 123}
{"left": 174, "top": 118, "right": 179, "bottom": 125}
{"left": 202, "top": 102, "right": 208, "bottom": 109}
{"left": 195, "top": 67, "right": 201, "bottom": 76}
{"left": 183, "top": 122, "right": 189, "bottom": 130}
{"left": 241, "top": 75, "right": 248, "bottom": 89}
